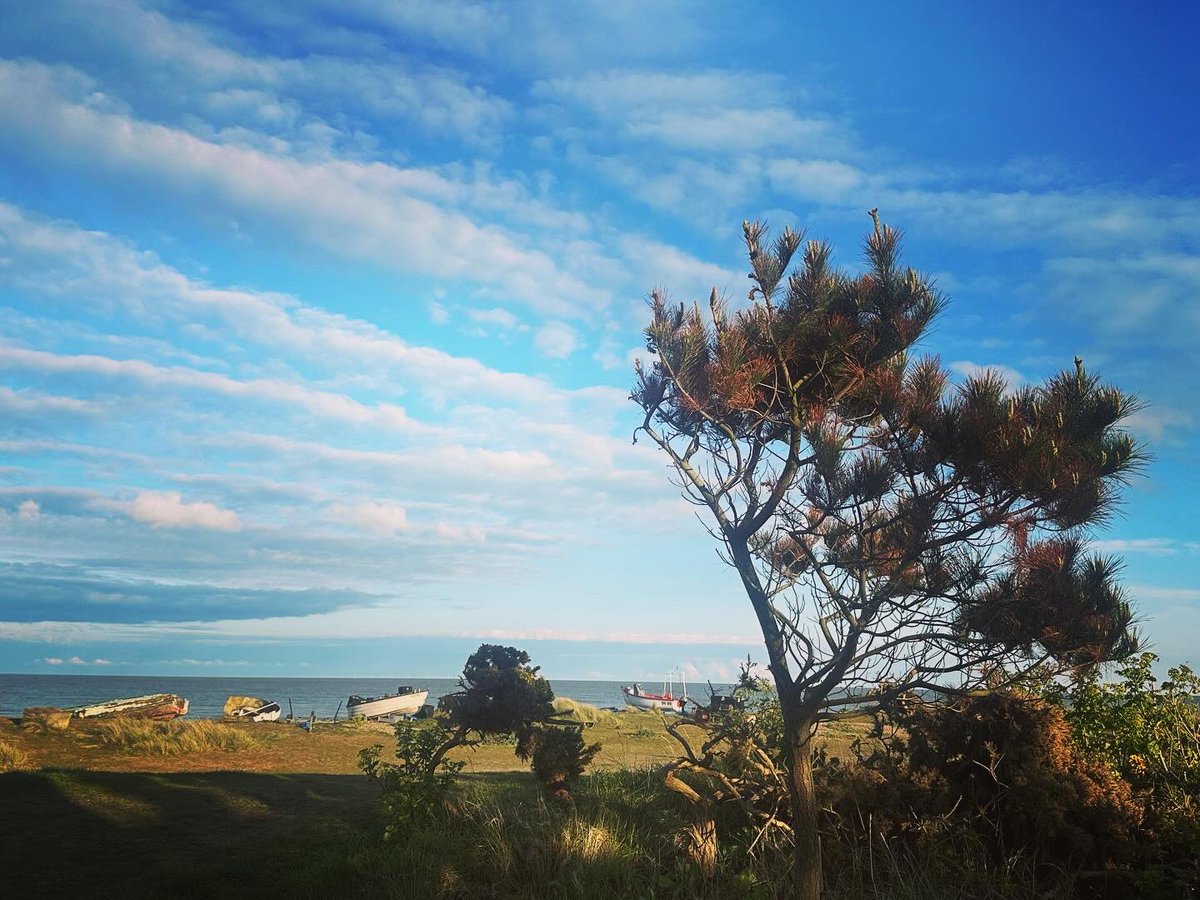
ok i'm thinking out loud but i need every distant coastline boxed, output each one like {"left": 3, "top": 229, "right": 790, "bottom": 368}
{"left": 0, "top": 673, "right": 731, "bottom": 720}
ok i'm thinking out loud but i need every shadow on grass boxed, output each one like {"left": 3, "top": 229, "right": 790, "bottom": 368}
{"left": 0, "top": 770, "right": 380, "bottom": 899}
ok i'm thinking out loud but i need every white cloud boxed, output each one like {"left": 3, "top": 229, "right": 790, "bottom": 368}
{"left": 617, "top": 234, "right": 739, "bottom": 300}
{"left": 328, "top": 500, "right": 409, "bottom": 533}
{"left": 68, "top": 655, "right": 86, "bottom": 665}
{"left": 534, "top": 321, "right": 581, "bottom": 359}
{"left": 0, "top": 202, "right": 601, "bottom": 412}
{"left": 117, "top": 491, "right": 242, "bottom": 532}
{"left": 766, "top": 158, "right": 867, "bottom": 204}
{"left": 0, "top": 387, "right": 101, "bottom": 417}
{"left": 538, "top": 71, "right": 842, "bottom": 154}
{"left": 466, "top": 307, "right": 522, "bottom": 330}
{"left": 1, "top": 615, "right": 761, "bottom": 646}
{"left": 0, "top": 60, "right": 607, "bottom": 318}
{"left": 948, "top": 361, "right": 1027, "bottom": 391}
{"left": 1091, "top": 538, "right": 1188, "bottom": 557}
{"left": 1043, "top": 253, "right": 1200, "bottom": 338}
{"left": 17, "top": 500, "right": 40, "bottom": 521}
{"left": 1125, "top": 406, "right": 1194, "bottom": 442}
{"left": 1130, "top": 585, "right": 1200, "bottom": 603}
{"left": 0, "top": 345, "right": 423, "bottom": 432}
{"left": 43, "top": 656, "right": 63, "bottom": 665}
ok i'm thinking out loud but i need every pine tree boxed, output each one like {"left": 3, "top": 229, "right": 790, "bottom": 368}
{"left": 632, "top": 213, "right": 1143, "bottom": 898}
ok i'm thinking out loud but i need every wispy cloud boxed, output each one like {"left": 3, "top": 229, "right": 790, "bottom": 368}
{"left": 113, "top": 491, "right": 242, "bottom": 532}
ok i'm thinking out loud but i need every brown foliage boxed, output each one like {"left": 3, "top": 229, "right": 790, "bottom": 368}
{"left": 819, "top": 693, "right": 1143, "bottom": 871}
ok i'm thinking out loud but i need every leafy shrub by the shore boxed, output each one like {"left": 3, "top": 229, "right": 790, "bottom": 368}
{"left": 0, "top": 737, "right": 29, "bottom": 771}
{"left": 1050, "top": 652, "right": 1200, "bottom": 888}
{"left": 1053, "top": 653, "right": 1200, "bottom": 820}
{"left": 94, "top": 719, "right": 261, "bottom": 755}
{"left": 517, "top": 723, "right": 600, "bottom": 799}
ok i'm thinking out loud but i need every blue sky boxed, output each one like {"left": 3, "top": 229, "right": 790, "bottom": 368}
{"left": 0, "top": 0, "right": 1196, "bottom": 681}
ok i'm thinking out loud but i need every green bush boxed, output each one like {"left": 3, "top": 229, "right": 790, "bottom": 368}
{"left": 1049, "top": 652, "right": 1200, "bottom": 888}
{"left": 1051, "top": 653, "right": 1200, "bottom": 818}
{"left": 359, "top": 720, "right": 466, "bottom": 839}
{"left": 516, "top": 723, "right": 600, "bottom": 800}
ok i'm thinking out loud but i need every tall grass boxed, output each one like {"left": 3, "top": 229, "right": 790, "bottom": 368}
{"left": 0, "top": 737, "right": 29, "bottom": 771}
{"left": 342, "top": 767, "right": 1079, "bottom": 899}
{"left": 94, "top": 719, "right": 261, "bottom": 755}
{"left": 552, "top": 697, "right": 619, "bottom": 726}
{"left": 823, "top": 831, "right": 1074, "bottom": 900}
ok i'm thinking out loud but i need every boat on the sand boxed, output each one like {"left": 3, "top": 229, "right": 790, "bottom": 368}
{"left": 71, "top": 693, "right": 190, "bottom": 721}
{"left": 224, "top": 696, "right": 282, "bottom": 722}
{"left": 346, "top": 685, "right": 428, "bottom": 720}
{"left": 622, "top": 670, "right": 688, "bottom": 713}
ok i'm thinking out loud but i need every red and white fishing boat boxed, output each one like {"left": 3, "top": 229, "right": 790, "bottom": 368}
{"left": 622, "top": 670, "right": 688, "bottom": 713}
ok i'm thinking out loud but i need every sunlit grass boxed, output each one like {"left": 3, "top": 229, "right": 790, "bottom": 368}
{"left": 0, "top": 737, "right": 29, "bottom": 771}
{"left": 553, "top": 696, "right": 619, "bottom": 726}
{"left": 93, "top": 719, "right": 262, "bottom": 755}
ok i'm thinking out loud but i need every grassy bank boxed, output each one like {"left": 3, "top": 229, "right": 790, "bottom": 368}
{"left": 0, "top": 707, "right": 890, "bottom": 898}
{"left": 0, "top": 769, "right": 378, "bottom": 900}
{"left": 3, "top": 704, "right": 865, "bottom": 775}
{"left": 0, "top": 765, "right": 1071, "bottom": 900}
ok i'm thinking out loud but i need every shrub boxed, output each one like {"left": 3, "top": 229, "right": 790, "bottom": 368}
{"left": 1052, "top": 653, "right": 1200, "bottom": 821}
{"left": 359, "top": 719, "right": 466, "bottom": 840}
{"left": 1050, "top": 652, "right": 1200, "bottom": 889}
{"left": 438, "top": 644, "right": 555, "bottom": 735}
{"left": 897, "top": 692, "right": 1143, "bottom": 868}
{"left": 516, "top": 724, "right": 600, "bottom": 800}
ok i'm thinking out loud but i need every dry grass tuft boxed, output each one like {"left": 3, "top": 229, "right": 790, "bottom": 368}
{"left": 93, "top": 719, "right": 262, "bottom": 755}
{"left": 0, "top": 737, "right": 30, "bottom": 771}
{"left": 553, "top": 697, "right": 619, "bottom": 727}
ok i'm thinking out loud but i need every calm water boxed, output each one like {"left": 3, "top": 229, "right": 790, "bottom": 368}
{"left": 0, "top": 674, "right": 723, "bottom": 719}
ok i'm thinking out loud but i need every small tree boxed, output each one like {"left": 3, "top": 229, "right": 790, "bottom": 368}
{"left": 440, "top": 644, "right": 555, "bottom": 732}
{"left": 632, "top": 213, "right": 1143, "bottom": 898}
{"left": 378, "top": 643, "right": 597, "bottom": 799}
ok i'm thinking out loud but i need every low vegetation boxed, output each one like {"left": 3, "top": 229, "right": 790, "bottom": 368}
{"left": 3, "top": 647, "right": 1197, "bottom": 897}
{"left": 0, "top": 737, "right": 29, "bottom": 771}
{"left": 552, "top": 696, "right": 619, "bottom": 726}
{"left": 92, "top": 718, "right": 262, "bottom": 755}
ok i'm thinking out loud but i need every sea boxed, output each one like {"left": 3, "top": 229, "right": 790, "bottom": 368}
{"left": 0, "top": 674, "right": 724, "bottom": 720}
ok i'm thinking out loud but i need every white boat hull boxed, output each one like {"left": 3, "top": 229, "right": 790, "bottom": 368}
{"left": 71, "top": 693, "right": 190, "bottom": 720}
{"left": 229, "top": 703, "right": 281, "bottom": 722}
{"left": 622, "top": 687, "right": 684, "bottom": 713}
{"left": 347, "top": 690, "right": 428, "bottom": 720}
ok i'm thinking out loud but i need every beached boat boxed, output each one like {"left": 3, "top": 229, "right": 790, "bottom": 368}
{"left": 346, "top": 685, "right": 428, "bottom": 720}
{"left": 225, "top": 698, "right": 282, "bottom": 722}
{"left": 622, "top": 670, "right": 688, "bottom": 713}
{"left": 71, "top": 693, "right": 189, "bottom": 721}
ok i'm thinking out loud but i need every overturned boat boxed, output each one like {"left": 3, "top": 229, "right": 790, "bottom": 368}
{"left": 71, "top": 693, "right": 189, "bottom": 721}
{"left": 347, "top": 685, "right": 428, "bottom": 720}
{"left": 224, "top": 696, "right": 282, "bottom": 722}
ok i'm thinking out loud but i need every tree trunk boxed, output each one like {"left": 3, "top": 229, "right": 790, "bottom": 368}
{"left": 785, "top": 719, "right": 822, "bottom": 900}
